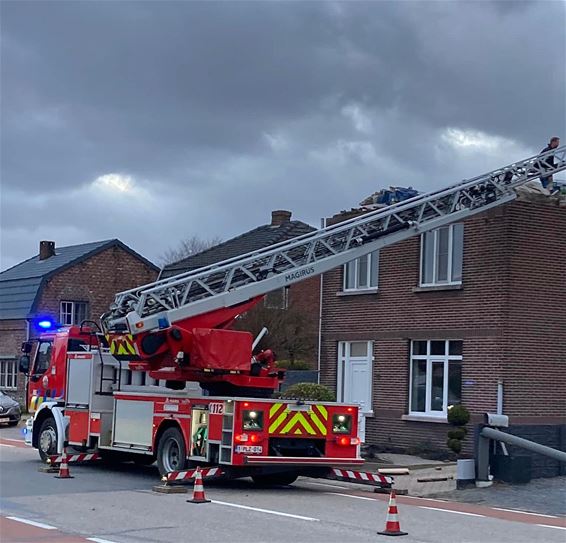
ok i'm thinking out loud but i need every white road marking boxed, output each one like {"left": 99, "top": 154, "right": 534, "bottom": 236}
{"left": 211, "top": 500, "right": 319, "bottom": 521}
{"left": 2, "top": 438, "right": 26, "bottom": 443}
{"left": 419, "top": 506, "right": 483, "bottom": 517}
{"left": 492, "top": 507, "right": 559, "bottom": 518}
{"left": 406, "top": 497, "right": 448, "bottom": 503}
{"left": 87, "top": 538, "right": 120, "bottom": 543}
{"left": 5, "top": 516, "right": 57, "bottom": 529}
{"left": 325, "top": 492, "right": 376, "bottom": 501}
{"left": 0, "top": 443, "right": 15, "bottom": 448}
{"left": 536, "top": 524, "right": 566, "bottom": 531}
{"left": 302, "top": 480, "right": 349, "bottom": 489}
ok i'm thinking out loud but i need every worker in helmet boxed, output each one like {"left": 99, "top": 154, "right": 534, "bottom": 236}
{"left": 540, "top": 136, "right": 560, "bottom": 190}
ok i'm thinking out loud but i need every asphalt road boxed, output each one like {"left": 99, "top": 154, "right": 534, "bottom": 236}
{"left": 1, "top": 425, "right": 565, "bottom": 543}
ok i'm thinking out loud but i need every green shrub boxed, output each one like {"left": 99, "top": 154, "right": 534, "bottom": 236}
{"left": 275, "top": 359, "right": 312, "bottom": 370}
{"left": 447, "top": 427, "right": 467, "bottom": 440}
{"left": 447, "top": 404, "right": 470, "bottom": 426}
{"left": 446, "top": 405, "right": 470, "bottom": 457}
{"left": 279, "top": 383, "right": 335, "bottom": 402}
{"left": 447, "top": 438, "right": 462, "bottom": 454}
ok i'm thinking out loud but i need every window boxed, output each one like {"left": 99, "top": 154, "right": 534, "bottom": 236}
{"left": 409, "top": 340, "right": 462, "bottom": 418}
{"left": 0, "top": 358, "right": 17, "bottom": 389}
{"left": 264, "top": 288, "right": 289, "bottom": 309}
{"left": 60, "top": 301, "right": 89, "bottom": 325}
{"left": 420, "top": 224, "right": 464, "bottom": 286}
{"left": 343, "top": 251, "right": 379, "bottom": 291}
{"left": 32, "top": 341, "right": 53, "bottom": 379}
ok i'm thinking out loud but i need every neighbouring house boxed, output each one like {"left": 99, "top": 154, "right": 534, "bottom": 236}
{"left": 0, "top": 239, "right": 159, "bottom": 404}
{"left": 319, "top": 199, "right": 566, "bottom": 477}
{"left": 161, "top": 210, "right": 321, "bottom": 373}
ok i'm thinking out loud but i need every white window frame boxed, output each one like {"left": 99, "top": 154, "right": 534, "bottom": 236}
{"left": 0, "top": 358, "right": 18, "bottom": 390}
{"left": 343, "top": 251, "right": 379, "bottom": 292}
{"left": 337, "top": 341, "right": 373, "bottom": 415}
{"left": 409, "top": 340, "right": 462, "bottom": 418}
{"left": 420, "top": 224, "right": 463, "bottom": 287}
{"left": 60, "top": 301, "right": 89, "bottom": 326}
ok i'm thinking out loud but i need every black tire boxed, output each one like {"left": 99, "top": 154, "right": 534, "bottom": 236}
{"left": 37, "top": 417, "right": 58, "bottom": 462}
{"left": 156, "top": 427, "right": 187, "bottom": 476}
{"left": 7, "top": 421, "right": 19, "bottom": 427}
{"left": 252, "top": 473, "right": 298, "bottom": 487}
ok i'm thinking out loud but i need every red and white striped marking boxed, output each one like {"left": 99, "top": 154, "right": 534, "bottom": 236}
{"left": 49, "top": 453, "right": 101, "bottom": 464}
{"left": 328, "top": 467, "right": 393, "bottom": 487}
{"left": 167, "top": 466, "right": 223, "bottom": 483}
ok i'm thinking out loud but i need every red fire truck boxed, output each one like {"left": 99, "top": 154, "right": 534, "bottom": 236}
{"left": 18, "top": 146, "right": 566, "bottom": 486}
{"left": 22, "top": 324, "right": 364, "bottom": 485}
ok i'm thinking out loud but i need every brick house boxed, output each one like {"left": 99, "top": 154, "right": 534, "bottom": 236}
{"left": 319, "top": 200, "right": 566, "bottom": 474}
{"left": 0, "top": 239, "right": 159, "bottom": 403}
{"left": 161, "top": 210, "right": 321, "bottom": 369}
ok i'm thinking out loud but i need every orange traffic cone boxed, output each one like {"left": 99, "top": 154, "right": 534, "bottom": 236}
{"left": 187, "top": 467, "right": 210, "bottom": 504}
{"left": 54, "top": 448, "right": 74, "bottom": 479}
{"left": 378, "top": 490, "right": 407, "bottom": 536}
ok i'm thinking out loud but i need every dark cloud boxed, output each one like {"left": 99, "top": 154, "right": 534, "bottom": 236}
{"left": 1, "top": 0, "right": 564, "bottom": 270}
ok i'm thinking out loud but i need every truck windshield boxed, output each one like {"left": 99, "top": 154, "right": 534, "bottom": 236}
{"left": 32, "top": 341, "right": 53, "bottom": 379}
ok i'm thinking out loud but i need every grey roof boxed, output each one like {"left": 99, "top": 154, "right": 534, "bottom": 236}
{"left": 0, "top": 239, "right": 158, "bottom": 320}
{"left": 161, "top": 220, "right": 316, "bottom": 279}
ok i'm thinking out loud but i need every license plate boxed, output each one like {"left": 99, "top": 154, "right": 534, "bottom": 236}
{"left": 235, "top": 445, "right": 263, "bottom": 454}
{"left": 0, "top": 418, "right": 9, "bottom": 424}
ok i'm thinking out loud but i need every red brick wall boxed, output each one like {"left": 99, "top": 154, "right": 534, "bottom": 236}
{"left": 36, "top": 245, "right": 158, "bottom": 327}
{"left": 503, "top": 201, "right": 566, "bottom": 420}
{"left": 288, "top": 276, "right": 321, "bottom": 368}
{"left": 320, "top": 201, "right": 565, "bottom": 452}
{"left": 0, "top": 319, "right": 27, "bottom": 404}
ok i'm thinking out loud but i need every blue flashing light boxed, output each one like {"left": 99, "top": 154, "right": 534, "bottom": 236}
{"left": 38, "top": 319, "right": 54, "bottom": 329}
{"left": 158, "top": 317, "right": 170, "bottom": 330}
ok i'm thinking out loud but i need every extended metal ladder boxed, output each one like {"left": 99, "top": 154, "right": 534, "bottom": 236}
{"left": 103, "top": 146, "right": 566, "bottom": 334}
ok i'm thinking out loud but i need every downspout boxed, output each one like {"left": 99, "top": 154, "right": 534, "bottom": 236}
{"left": 316, "top": 217, "right": 326, "bottom": 384}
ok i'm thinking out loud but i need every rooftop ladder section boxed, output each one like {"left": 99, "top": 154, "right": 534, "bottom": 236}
{"left": 103, "top": 146, "right": 566, "bottom": 334}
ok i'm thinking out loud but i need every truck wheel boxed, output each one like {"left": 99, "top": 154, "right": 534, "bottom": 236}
{"left": 157, "top": 427, "right": 187, "bottom": 476}
{"left": 38, "top": 417, "right": 58, "bottom": 462}
{"left": 252, "top": 473, "right": 298, "bottom": 487}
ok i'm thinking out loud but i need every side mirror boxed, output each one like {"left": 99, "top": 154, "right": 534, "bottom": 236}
{"left": 19, "top": 355, "right": 30, "bottom": 374}
{"left": 21, "top": 341, "right": 32, "bottom": 354}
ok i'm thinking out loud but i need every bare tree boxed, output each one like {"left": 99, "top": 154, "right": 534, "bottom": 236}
{"left": 233, "top": 300, "right": 317, "bottom": 367}
{"left": 158, "top": 235, "right": 222, "bottom": 266}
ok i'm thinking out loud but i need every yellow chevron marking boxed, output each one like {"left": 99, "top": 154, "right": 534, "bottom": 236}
{"left": 270, "top": 403, "right": 283, "bottom": 418}
{"left": 280, "top": 412, "right": 316, "bottom": 435}
{"left": 126, "top": 335, "right": 136, "bottom": 355}
{"left": 315, "top": 405, "right": 328, "bottom": 420}
{"left": 294, "top": 428, "right": 302, "bottom": 435}
{"left": 308, "top": 410, "right": 327, "bottom": 435}
{"left": 269, "top": 409, "right": 289, "bottom": 434}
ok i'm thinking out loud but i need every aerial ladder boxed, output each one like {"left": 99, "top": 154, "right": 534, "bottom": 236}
{"left": 101, "top": 146, "right": 566, "bottom": 396}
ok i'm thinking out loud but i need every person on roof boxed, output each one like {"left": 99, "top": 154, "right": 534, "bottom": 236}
{"left": 539, "top": 136, "right": 560, "bottom": 190}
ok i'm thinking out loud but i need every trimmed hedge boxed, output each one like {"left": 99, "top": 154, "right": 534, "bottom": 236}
{"left": 278, "top": 383, "right": 335, "bottom": 402}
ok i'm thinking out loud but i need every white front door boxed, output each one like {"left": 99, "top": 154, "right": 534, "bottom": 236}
{"left": 337, "top": 341, "right": 373, "bottom": 442}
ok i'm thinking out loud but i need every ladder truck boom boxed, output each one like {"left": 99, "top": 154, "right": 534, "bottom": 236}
{"left": 101, "top": 146, "right": 565, "bottom": 393}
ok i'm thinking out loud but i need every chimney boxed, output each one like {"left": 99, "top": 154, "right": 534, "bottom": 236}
{"left": 39, "top": 241, "right": 56, "bottom": 261}
{"left": 271, "top": 210, "right": 292, "bottom": 226}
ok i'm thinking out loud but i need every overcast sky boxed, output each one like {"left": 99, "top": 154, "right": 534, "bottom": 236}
{"left": 1, "top": 0, "right": 565, "bottom": 271}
